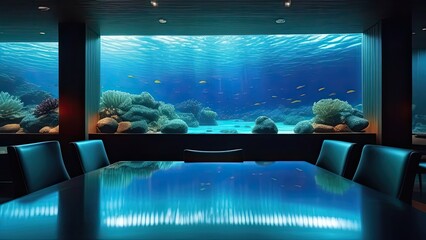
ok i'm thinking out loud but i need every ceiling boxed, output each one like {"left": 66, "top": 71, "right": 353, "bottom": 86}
{"left": 0, "top": 0, "right": 424, "bottom": 48}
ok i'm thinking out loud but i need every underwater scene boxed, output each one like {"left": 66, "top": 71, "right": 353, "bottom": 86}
{"left": 0, "top": 42, "right": 59, "bottom": 134}
{"left": 99, "top": 34, "right": 368, "bottom": 134}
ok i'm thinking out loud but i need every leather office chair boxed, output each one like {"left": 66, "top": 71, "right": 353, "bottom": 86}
{"left": 8, "top": 141, "right": 70, "bottom": 196}
{"left": 183, "top": 149, "right": 244, "bottom": 162}
{"left": 315, "top": 140, "right": 356, "bottom": 177}
{"left": 352, "top": 144, "right": 420, "bottom": 204}
{"left": 416, "top": 155, "right": 426, "bottom": 192}
{"left": 70, "top": 140, "right": 110, "bottom": 173}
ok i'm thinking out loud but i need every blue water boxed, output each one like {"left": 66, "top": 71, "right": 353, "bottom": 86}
{"left": 101, "top": 34, "right": 362, "bottom": 116}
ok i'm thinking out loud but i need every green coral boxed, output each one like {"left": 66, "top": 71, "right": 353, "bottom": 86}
{"left": 159, "top": 102, "right": 178, "bottom": 119}
{"left": 0, "top": 91, "right": 24, "bottom": 118}
{"left": 132, "top": 92, "right": 159, "bottom": 109}
{"left": 100, "top": 90, "right": 132, "bottom": 116}
{"left": 312, "top": 98, "right": 352, "bottom": 126}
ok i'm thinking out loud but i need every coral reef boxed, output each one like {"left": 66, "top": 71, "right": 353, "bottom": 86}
{"left": 160, "top": 119, "right": 188, "bottom": 133}
{"left": 100, "top": 90, "right": 133, "bottom": 116}
{"left": 312, "top": 98, "right": 352, "bottom": 126}
{"left": 121, "top": 105, "right": 160, "bottom": 122}
{"left": 198, "top": 107, "right": 218, "bottom": 126}
{"left": 33, "top": 97, "right": 58, "bottom": 117}
{"left": 0, "top": 91, "right": 24, "bottom": 119}
{"left": 252, "top": 116, "right": 278, "bottom": 134}
{"left": 293, "top": 120, "right": 314, "bottom": 133}
{"left": 20, "top": 113, "right": 59, "bottom": 133}
{"left": 19, "top": 90, "right": 52, "bottom": 105}
{"left": 159, "top": 102, "right": 178, "bottom": 120}
{"left": 175, "top": 99, "right": 203, "bottom": 117}
{"left": 132, "top": 92, "right": 160, "bottom": 109}
{"left": 177, "top": 112, "right": 199, "bottom": 127}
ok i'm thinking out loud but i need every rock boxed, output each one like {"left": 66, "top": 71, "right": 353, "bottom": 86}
{"left": 49, "top": 125, "right": 59, "bottom": 134}
{"left": 39, "top": 126, "right": 52, "bottom": 133}
{"left": 198, "top": 108, "right": 218, "bottom": 126}
{"left": 117, "top": 121, "right": 132, "bottom": 133}
{"left": 121, "top": 105, "right": 160, "bottom": 122}
{"left": 220, "top": 129, "right": 238, "bottom": 134}
{"left": 0, "top": 123, "right": 20, "bottom": 133}
{"left": 96, "top": 117, "right": 118, "bottom": 133}
{"left": 294, "top": 120, "right": 314, "bottom": 134}
{"left": 160, "top": 119, "right": 188, "bottom": 133}
{"left": 129, "top": 120, "right": 148, "bottom": 133}
{"left": 252, "top": 116, "right": 278, "bottom": 134}
{"left": 334, "top": 124, "right": 352, "bottom": 132}
{"left": 345, "top": 115, "right": 369, "bottom": 132}
{"left": 20, "top": 112, "right": 59, "bottom": 133}
{"left": 313, "top": 123, "right": 335, "bottom": 133}
{"left": 177, "top": 112, "right": 199, "bottom": 127}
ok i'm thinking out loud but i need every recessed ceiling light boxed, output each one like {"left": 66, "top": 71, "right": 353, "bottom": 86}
{"left": 422, "top": 27, "right": 426, "bottom": 31}
{"left": 150, "top": 1, "right": 158, "bottom": 7}
{"left": 38, "top": 6, "right": 50, "bottom": 11}
{"left": 39, "top": 31, "right": 46, "bottom": 35}
{"left": 158, "top": 18, "right": 167, "bottom": 24}
{"left": 412, "top": 32, "right": 416, "bottom": 35}
{"left": 275, "top": 19, "right": 286, "bottom": 24}
{"left": 284, "top": 0, "right": 291, "bottom": 7}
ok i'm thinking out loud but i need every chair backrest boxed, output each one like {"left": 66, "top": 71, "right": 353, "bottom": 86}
{"left": 352, "top": 144, "right": 420, "bottom": 204}
{"left": 70, "top": 140, "right": 110, "bottom": 173}
{"left": 183, "top": 149, "right": 244, "bottom": 162}
{"left": 315, "top": 140, "right": 356, "bottom": 176}
{"left": 7, "top": 141, "right": 70, "bottom": 196}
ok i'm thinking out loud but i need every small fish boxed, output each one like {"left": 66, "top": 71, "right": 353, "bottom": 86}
{"left": 254, "top": 103, "right": 261, "bottom": 106}
{"left": 271, "top": 95, "right": 277, "bottom": 98}
{"left": 200, "top": 187, "right": 206, "bottom": 191}
{"left": 128, "top": 75, "right": 135, "bottom": 78}
{"left": 154, "top": 80, "right": 161, "bottom": 84}
{"left": 346, "top": 90, "right": 356, "bottom": 93}
{"left": 300, "top": 94, "right": 306, "bottom": 97}
{"left": 329, "top": 92, "right": 336, "bottom": 96}
{"left": 199, "top": 80, "right": 207, "bottom": 84}
{"left": 291, "top": 100, "right": 301, "bottom": 104}
{"left": 286, "top": 98, "right": 293, "bottom": 101}
{"left": 318, "top": 87, "right": 325, "bottom": 91}
{"left": 271, "top": 177, "right": 278, "bottom": 181}
{"left": 296, "top": 85, "right": 305, "bottom": 89}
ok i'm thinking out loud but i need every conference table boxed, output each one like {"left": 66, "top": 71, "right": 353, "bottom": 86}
{"left": 1, "top": 161, "right": 426, "bottom": 239}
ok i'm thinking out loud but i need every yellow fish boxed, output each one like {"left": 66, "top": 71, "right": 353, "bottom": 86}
{"left": 296, "top": 85, "right": 305, "bottom": 89}
{"left": 254, "top": 102, "right": 261, "bottom": 106}
{"left": 318, "top": 87, "right": 325, "bottom": 91}
{"left": 127, "top": 75, "right": 135, "bottom": 78}
{"left": 346, "top": 90, "right": 356, "bottom": 93}
{"left": 154, "top": 80, "right": 161, "bottom": 84}
{"left": 291, "top": 100, "right": 301, "bottom": 104}
{"left": 300, "top": 94, "right": 306, "bottom": 97}
{"left": 199, "top": 80, "right": 207, "bottom": 84}
{"left": 329, "top": 92, "right": 336, "bottom": 96}
{"left": 271, "top": 95, "right": 277, "bottom": 98}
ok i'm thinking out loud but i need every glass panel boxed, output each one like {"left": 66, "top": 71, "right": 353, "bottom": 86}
{"left": 99, "top": 34, "right": 363, "bottom": 134}
{"left": 413, "top": 49, "right": 426, "bottom": 137}
{"left": 0, "top": 42, "right": 58, "bottom": 134}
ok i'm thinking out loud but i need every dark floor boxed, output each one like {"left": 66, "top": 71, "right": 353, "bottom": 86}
{"left": 412, "top": 175, "right": 426, "bottom": 212}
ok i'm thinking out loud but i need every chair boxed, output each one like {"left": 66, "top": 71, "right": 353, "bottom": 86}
{"left": 183, "top": 149, "right": 244, "bottom": 162}
{"left": 416, "top": 154, "right": 426, "bottom": 192}
{"left": 352, "top": 144, "right": 420, "bottom": 204}
{"left": 8, "top": 141, "right": 70, "bottom": 196}
{"left": 70, "top": 140, "right": 110, "bottom": 173}
{"left": 315, "top": 140, "right": 356, "bottom": 177}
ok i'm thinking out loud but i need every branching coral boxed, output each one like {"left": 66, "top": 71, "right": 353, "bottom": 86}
{"left": 34, "top": 97, "right": 59, "bottom": 117}
{"left": 312, "top": 98, "right": 352, "bottom": 126}
{"left": 100, "top": 90, "right": 132, "bottom": 116}
{"left": 0, "top": 91, "right": 24, "bottom": 118}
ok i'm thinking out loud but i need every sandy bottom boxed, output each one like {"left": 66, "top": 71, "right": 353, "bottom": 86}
{"left": 188, "top": 119, "right": 295, "bottom": 134}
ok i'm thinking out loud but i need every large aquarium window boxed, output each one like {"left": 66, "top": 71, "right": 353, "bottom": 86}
{"left": 99, "top": 34, "right": 367, "bottom": 134}
{"left": 413, "top": 49, "right": 426, "bottom": 137}
{"left": 0, "top": 42, "right": 58, "bottom": 134}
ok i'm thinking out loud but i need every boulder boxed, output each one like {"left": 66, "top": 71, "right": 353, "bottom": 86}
{"left": 293, "top": 120, "right": 314, "bottom": 134}
{"left": 96, "top": 117, "right": 118, "bottom": 133}
{"left": 198, "top": 108, "right": 218, "bottom": 126}
{"left": 49, "top": 125, "right": 59, "bottom": 134}
{"left": 313, "top": 123, "right": 335, "bottom": 133}
{"left": 20, "top": 112, "right": 59, "bottom": 133}
{"left": 0, "top": 123, "right": 20, "bottom": 133}
{"left": 252, "top": 116, "right": 278, "bottom": 134}
{"left": 334, "top": 124, "right": 352, "bottom": 132}
{"left": 345, "top": 115, "right": 369, "bottom": 132}
{"left": 39, "top": 126, "right": 52, "bottom": 133}
{"left": 160, "top": 119, "right": 188, "bottom": 134}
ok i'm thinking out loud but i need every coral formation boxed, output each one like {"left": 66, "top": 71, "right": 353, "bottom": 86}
{"left": 33, "top": 97, "right": 58, "bottom": 117}
{"left": 312, "top": 98, "right": 352, "bottom": 126}
{"left": 177, "top": 113, "right": 199, "bottom": 127}
{"left": 198, "top": 107, "right": 218, "bottom": 126}
{"left": 252, "top": 116, "right": 278, "bottom": 134}
{"left": 121, "top": 105, "right": 160, "bottom": 122}
{"left": 0, "top": 91, "right": 24, "bottom": 119}
{"left": 20, "top": 113, "right": 59, "bottom": 133}
{"left": 19, "top": 90, "right": 52, "bottom": 105}
{"left": 160, "top": 119, "right": 188, "bottom": 133}
{"left": 132, "top": 92, "right": 160, "bottom": 109}
{"left": 100, "top": 90, "right": 133, "bottom": 116}
{"left": 159, "top": 102, "right": 178, "bottom": 119}
{"left": 175, "top": 99, "right": 203, "bottom": 117}
{"left": 293, "top": 120, "right": 314, "bottom": 133}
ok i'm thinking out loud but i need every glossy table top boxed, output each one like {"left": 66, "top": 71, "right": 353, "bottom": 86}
{"left": 1, "top": 161, "right": 426, "bottom": 239}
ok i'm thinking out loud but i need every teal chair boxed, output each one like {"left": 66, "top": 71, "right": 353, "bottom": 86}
{"left": 353, "top": 145, "right": 420, "bottom": 204}
{"left": 183, "top": 149, "right": 244, "bottom": 162}
{"left": 315, "top": 140, "right": 356, "bottom": 177}
{"left": 8, "top": 141, "right": 70, "bottom": 196}
{"left": 70, "top": 140, "right": 110, "bottom": 173}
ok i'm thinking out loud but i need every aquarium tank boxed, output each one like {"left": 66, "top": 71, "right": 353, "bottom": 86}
{"left": 0, "top": 42, "right": 59, "bottom": 134}
{"left": 98, "top": 34, "right": 367, "bottom": 134}
{"left": 413, "top": 49, "right": 426, "bottom": 136}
